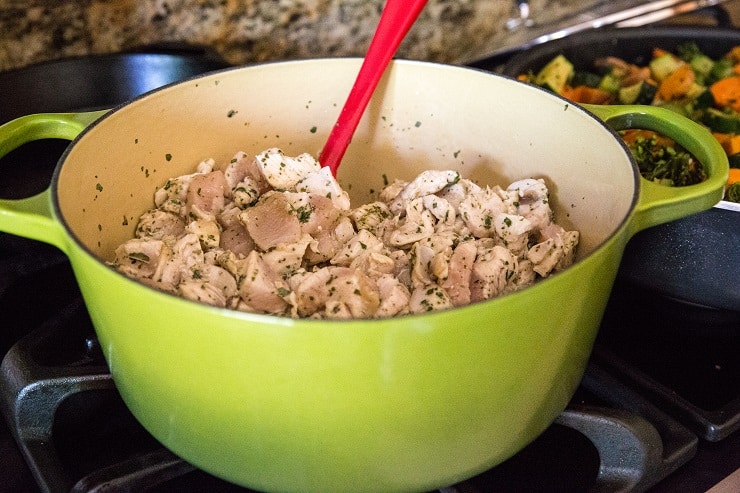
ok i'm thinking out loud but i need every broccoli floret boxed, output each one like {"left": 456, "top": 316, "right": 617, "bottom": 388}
{"left": 726, "top": 182, "right": 740, "bottom": 203}
{"left": 676, "top": 42, "right": 703, "bottom": 62}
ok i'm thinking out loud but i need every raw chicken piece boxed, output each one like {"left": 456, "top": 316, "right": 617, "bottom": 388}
{"left": 408, "top": 284, "right": 453, "bottom": 314}
{"left": 113, "top": 238, "right": 170, "bottom": 279}
{"left": 441, "top": 240, "right": 477, "bottom": 306}
{"left": 154, "top": 159, "right": 215, "bottom": 216}
{"left": 470, "top": 245, "right": 519, "bottom": 301}
{"left": 388, "top": 198, "right": 435, "bottom": 247}
{"left": 389, "top": 170, "right": 460, "bottom": 214}
{"left": 113, "top": 148, "right": 579, "bottom": 318}
{"left": 186, "top": 218, "right": 220, "bottom": 251}
{"left": 135, "top": 210, "right": 185, "bottom": 240}
{"left": 178, "top": 264, "right": 238, "bottom": 308}
{"left": 240, "top": 192, "right": 302, "bottom": 251}
{"left": 296, "top": 166, "right": 351, "bottom": 210}
{"left": 458, "top": 186, "right": 508, "bottom": 238}
{"left": 375, "top": 276, "right": 411, "bottom": 317}
{"left": 236, "top": 251, "right": 290, "bottom": 314}
{"left": 186, "top": 171, "right": 228, "bottom": 218}
{"left": 507, "top": 178, "right": 553, "bottom": 231}
{"left": 255, "top": 148, "right": 320, "bottom": 191}
{"left": 528, "top": 230, "right": 580, "bottom": 277}
{"left": 293, "top": 266, "right": 380, "bottom": 318}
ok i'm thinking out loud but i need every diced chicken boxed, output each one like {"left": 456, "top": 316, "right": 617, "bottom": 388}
{"left": 389, "top": 170, "right": 460, "bottom": 214}
{"left": 225, "top": 151, "right": 272, "bottom": 203}
{"left": 379, "top": 179, "right": 408, "bottom": 203}
{"left": 408, "top": 284, "right": 453, "bottom": 314}
{"left": 186, "top": 171, "right": 228, "bottom": 218}
{"left": 437, "top": 178, "right": 482, "bottom": 210}
{"left": 113, "top": 147, "right": 579, "bottom": 319}
{"left": 595, "top": 56, "right": 651, "bottom": 86}
{"left": 350, "top": 202, "right": 392, "bottom": 236}
{"left": 422, "top": 194, "right": 456, "bottom": 229}
{"left": 289, "top": 192, "right": 343, "bottom": 238}
{"left": 494, "top": 213, "right": 533, "bottom": 255}
{"left": 410, "top": 234, "right": 454, "bottom": 288}
{"left": 178, "top": 264, "right": 238, "bottom": 307}
{"left": 507, "top": 178, "right": 553, "bottom": 231}
{"left": 240, "top": 191, "right": 302, "bottom": 251}
{"left": 236, "top": 251, "right": 290, "bottom": 314}
{"left": 388, "top": 198, "right": 435, "bottom": 247}
{"left": 295, "top": 166, "right": 351, "bottom": 210}
{"left": 157, "top": 234, "right": 205, "bottom": 287}
{"left": 293, "top": 266, "right": 380, "bottom": 319}
{"left": 305, "top": 216, "right": 356, "bottom": 265}
{"left": 186, "top": 218, "right": 220, "bottom": 251}
{"left": 528, "top": 230, "right": 580, "bottom": 277}
{"left": 154, "top": 159, "right": 215, "bottom": 216}
{"left": 458, "top": 186, "right": 508, "bottom": 238}
{"left": 255, "top": 148, "right": 321, "bottom": 191}
{"left": 330, "top": 229, "right": 385, "bottom": 267}
{"left": 219, "top": 223, "right": 254, "bottom": 257}
{"left": 375, "top": 275, "right": 410, "bottom": 317}
{"left": 261, "top": 234, "right": 312, "bottom": 276}
{"left": 113, "top": 238, "right": 170, "bottom": 279}
{"left": 441, "top": 240, "right": 477, "bottom": 306}
{"left": 470, "top": 245, "right": 519, "bottom": 301}
{"left": 135, "top": 210, "right": 185, "bottom": 239}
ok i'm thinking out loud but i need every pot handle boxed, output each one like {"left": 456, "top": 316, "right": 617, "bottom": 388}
{"left": 583, "top": 104, "right": 729, "bottom": 235}
{"left": 0, "top": 110, "right": 107, "bottom": 252}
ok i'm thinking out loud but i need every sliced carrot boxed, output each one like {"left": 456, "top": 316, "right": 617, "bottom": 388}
{"left": 620, "top": 129, "right": 674, "bottom": 147}
{"left": 561, "top": 85, "right": 613, "bottom": 104}
{"left": 657, "top": 64, "right": 695, "bottom": 101}
{"left": 620, "top": 129, "right": 658, "bottom": 144}
{"left": 713, "top": 132, "right": 740, "bottom": 155}
{"left": 728, "top": 168, "right": 740, "bottom": 187}
{"left": 728, "top": 46, "right": 740, "bottom": 64}
{"left": 653, "top": 47, "right": 673, "bottom": 59}
{"left": 713, "top": 132, "right": 733, "bottom": 150}
{"left": 710, "top": 76, "right": 740, "bottom": 112}
{"left": 733, "top": 64, "right": 740, "bottom": 76}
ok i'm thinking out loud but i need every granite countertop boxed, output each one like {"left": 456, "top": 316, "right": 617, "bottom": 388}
{"left": 0, "top": 0, "right": 530, "bottom": 72}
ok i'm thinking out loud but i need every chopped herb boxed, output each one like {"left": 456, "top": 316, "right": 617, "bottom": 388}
{"left": 127, "top": 252, "right": 150, "bottom": 263}
{"left": 621, "top": 130, "right": 705, "bottom": 186}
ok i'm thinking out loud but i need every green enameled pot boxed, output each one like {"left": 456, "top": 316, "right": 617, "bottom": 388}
{"left": 0, "top": 59, "right": 728, "bottom": 492}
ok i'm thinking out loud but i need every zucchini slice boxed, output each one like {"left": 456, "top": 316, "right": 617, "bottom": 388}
{"left": 703, "top": 107, "right": 740, "bottom": 133}
{"left": 618, "top": 80, "right": 657, "bottom": 105}
{"left": 535, "top": 54, "right": 574, "bottom": 94}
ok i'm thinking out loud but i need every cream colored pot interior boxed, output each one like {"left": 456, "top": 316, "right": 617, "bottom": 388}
{"left": 56, "top": 59, "right": 637, "bottom": 261}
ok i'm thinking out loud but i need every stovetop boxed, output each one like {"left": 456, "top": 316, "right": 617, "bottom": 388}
{"left": 1, "top": 3, "right": 739, "bottom": 492}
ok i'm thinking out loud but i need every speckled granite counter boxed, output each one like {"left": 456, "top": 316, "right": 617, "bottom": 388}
{"left": 0, "top": 0, "right": 532, "bottom": 71}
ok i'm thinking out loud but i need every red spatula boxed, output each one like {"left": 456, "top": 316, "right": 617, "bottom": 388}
{"left": 319, "top": 0, "right": 428, "bottom": 176}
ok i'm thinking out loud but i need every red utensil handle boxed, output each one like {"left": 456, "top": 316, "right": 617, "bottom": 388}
{"left": 320, "top": 0, "right": 428, "bottom": 176}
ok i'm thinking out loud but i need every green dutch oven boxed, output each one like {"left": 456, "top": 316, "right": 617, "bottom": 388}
{"left": 0, "top": 59, "right": 728, "bottom": 492}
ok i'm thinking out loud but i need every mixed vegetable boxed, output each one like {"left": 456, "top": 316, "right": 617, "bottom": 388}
{"left": 518, "top": 42, "right": 740, "bottom": 202}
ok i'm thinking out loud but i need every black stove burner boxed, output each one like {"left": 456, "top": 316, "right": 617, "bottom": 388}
{"left": 597, "top": 282, "right": 740, "bottom": 441}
